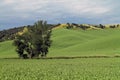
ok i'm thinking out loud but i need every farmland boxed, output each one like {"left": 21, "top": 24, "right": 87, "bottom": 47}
{"left": 49, "top": 28, "right": 120, "bottom": 57}
{"left": 1, "top": 0, "right": 120, "bottom": 79}
{"left": 1, "top": 28, "right": 120, "bottom": 58}
{"left": 0, "top": 27, "right": 120, "bottom": 80}
{"left": 0, "top": 58, "right": 120, "bottom": 80}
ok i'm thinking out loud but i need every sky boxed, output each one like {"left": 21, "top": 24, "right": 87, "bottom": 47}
{"left": 0, "top": 0, "right": 120, "bottom": 30}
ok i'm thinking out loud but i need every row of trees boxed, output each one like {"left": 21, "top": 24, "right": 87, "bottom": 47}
{"left": 13, "top": 21, "right": 52, "bottom": 59}
{"left": 1, "top": 23, "right": 119, "bottom": 42}
{"left": 0, "top": 27, "right": 24, "bottom": 42}
{"left": 66, "top": 23, "right": 120, "bottom": 30}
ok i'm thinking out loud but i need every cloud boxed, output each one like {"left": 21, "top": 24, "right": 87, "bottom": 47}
{"left": 3, "top": 0, "right": 16, "bottom": 4}
{"left": 0, "top": 0, "right": 119, "bottom": 29}
{"left": 57, "top": 0, "right": 111, "bottom": 16}
{"left": 1, "top": 0, "right": 111, "bottom": 17}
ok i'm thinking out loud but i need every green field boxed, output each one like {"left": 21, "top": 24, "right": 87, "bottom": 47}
{"left": 0, "top": 28, "right": 120, "bottom": 58}
{"left": 0, "top": 58, "right": 120, "bottom": 80}
{"left": 0, "top": 28, "right": 120, "bottom": 80}
{"left": 49, "top": 28, "right": 120, "bottom": 57}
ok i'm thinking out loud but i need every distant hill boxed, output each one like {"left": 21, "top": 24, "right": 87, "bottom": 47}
{"left": 0, "top": 26, "right": 25, "bottom": 42}
{"left": 1, "top": 23, "right": 119, "bottom": 42}
{"left": 0, "top": 26, "right": 120, "bottom": 58}
{"left": 0, "top": 24, "right": 55, "bottom": 42}
{"left": 53, "top": 23, "right": 120, "bottom": 30}
{"left": 49, "top": 28, "right": 120, "bottom": 57}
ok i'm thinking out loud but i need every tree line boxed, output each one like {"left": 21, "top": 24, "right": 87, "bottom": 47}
{"left": 66, "top": 23, "right": 120, "bottom": 30}
{"left": 0, "top": 27, "right": 25, "bottom": 42}
{"left": 1, "top": 23, "right": 119, "bottom": 42}
{"left": 0, "top": 24, "right": 56, "bottom": 42}
{"left": 1, "top": 21, "right": 120, "bottom": 59}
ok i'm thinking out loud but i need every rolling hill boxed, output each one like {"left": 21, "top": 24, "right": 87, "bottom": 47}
{"left": 0, "top": 27, "right": 120, "bottom": 58}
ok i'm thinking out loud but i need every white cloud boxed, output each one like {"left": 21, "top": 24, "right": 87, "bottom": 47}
{"left": 13, "top": 0, "right": 49, "bottom": 11}
{"left": 3, "top": 0, "right": 17, "bottom": 4}
{"left": 2, "top": 0, "right": 111, "bottom": 16}
{"left": 56, "top": 0, "right": 111, "bottom": 16}
{"left": 0, "top": 0, "right": 117, "bottom": 28}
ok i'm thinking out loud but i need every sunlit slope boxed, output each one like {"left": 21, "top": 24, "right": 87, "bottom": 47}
{"left": 0, "top": 41, "right": 17, "bottom": 58}
{"left": 49, "top": 28, "right": 120, "bottom": 57}
{"left": 0, "top": 28, "right": 120, "bottom": 58}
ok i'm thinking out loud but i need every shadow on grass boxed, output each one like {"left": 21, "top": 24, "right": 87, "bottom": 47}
{"left": 1, "top": 55, "right": 120, "bottom": 60}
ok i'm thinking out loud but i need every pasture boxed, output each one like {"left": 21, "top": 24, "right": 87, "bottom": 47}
{"left": 0, "top": 58, "right": 120, "bottom": 80}
{"left": 0, "top": 28, "right": 120, "bottom": 58}
{"left": 0, "top": 28, "right": 120, "bottom": 80}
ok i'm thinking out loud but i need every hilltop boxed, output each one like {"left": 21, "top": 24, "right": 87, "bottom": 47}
{"left": 0, "top": 23, "right": 120, "bottom": 42}
{"left": 0, "top": 24, "right": 120, "bottom": 58}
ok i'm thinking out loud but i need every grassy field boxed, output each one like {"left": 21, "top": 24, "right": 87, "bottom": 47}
{"left": 0, "top": 41, "right": 17, "bottom": 58}
{"left": 49, "top": 28, "right": 120, "bottom": 57}
{"left": 0, "top": 28, "right": 120, "bottom": 58}
{"left": 0, "top": 58, "right": 120, "bottom": 80}
{"left": 0, "top": 28, "right": 120, "bottom": 80}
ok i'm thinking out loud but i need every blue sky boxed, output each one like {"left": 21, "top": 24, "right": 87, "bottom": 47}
{"left": 0, "top": 0, "right": 120, "bottom": 30}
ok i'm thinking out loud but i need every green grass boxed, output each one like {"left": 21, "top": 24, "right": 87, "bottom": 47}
{"left": 0, "top": 41, "right": 17, "bottom": 58}
{"left": 49, "top": 28, "right": 120, "bottom": 57}
{"left": 0, "top": 58, "right": 120, "bottom": 80}
{"left": 0, "top": 28, "right": 120, "bottom": 80}
{"left": 0, "top": 28, "right": 120, "bottom": 58}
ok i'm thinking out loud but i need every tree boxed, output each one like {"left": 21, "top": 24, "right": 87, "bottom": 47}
{"left": 117, "top": 24, "right": 120, "bottom": 28}
{"left": 66, "top": 23, "right": 73, "bottom": 29}
{"left": 29, "top": 21, "right": 52, "bottom": 57}
{"left": 99, "top": 24, "right": 105, "bottom": 29}
{"left": 13, "top": 27, "right": 30, "bottom": 58}
{"left": 13, "top": 20, "right": 52, "bottom": 59}
{"left": 110, "top": 25, "right": 115, "bottom": 28}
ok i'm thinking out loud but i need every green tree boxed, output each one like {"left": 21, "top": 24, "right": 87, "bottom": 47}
{"left": 99, "top": 24, "right": 105, "bottom": 29}
{"left": 13, "top": 27, "right": 30, "bottom": 58}
{"left": 13, "top": 20, "right": 52, "bottom": 59}
{"left": 30, "top": 21, "right": 52, "bottom": 57}
{"left": 66, "top": 23, "right": 73, "bottom": 29}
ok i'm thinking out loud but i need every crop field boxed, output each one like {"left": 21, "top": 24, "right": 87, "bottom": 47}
{"left": 0, "top": 28, "right": 120, "bottom": 80}
{"left": 0, "top": 58, "right": 120, "bottom": 80}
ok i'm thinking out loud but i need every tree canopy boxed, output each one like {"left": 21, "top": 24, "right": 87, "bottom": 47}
{"left": 13, "top": 20, "right": 52, "bottom": 59}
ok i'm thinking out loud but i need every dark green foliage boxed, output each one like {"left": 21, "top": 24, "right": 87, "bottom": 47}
{"left": 66, "top": 23, "right": 73, "bottom": 29}
{"left": 0, "top": 27, "right": 25, "bottom": 42}
{"left": 65, "top": 23, "right": 120, "bottom": 30}
{"left": 98, "top": 24, "right": 105, "bottom": 29}
{"left": 72, "top": 23, "right": 79, "bottom": 27}
{"left": 1, "top": 23, "right": 120, "bottom": 43}
{"left": 13, "top": 20, "right": 52, "bottom": 59}
{"left": 13, "top": 35, "right": 28, "bottom": 58}
{"left": 30, "top": 21, "right": 52, "bottom": 57}
{"left": 79, "top": 24, "right": 90, "bottom": 30}
{"left": 110, "top": 25, "right": 116, "bottom": 28}
{"left": 117, "top": 24, "right": 119, "bottom": 27}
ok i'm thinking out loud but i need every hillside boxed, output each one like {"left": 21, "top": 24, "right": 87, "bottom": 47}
{"left": 0, "top": 23, "right": 119, "bottom": 42}
{"left": 48, "top": 28, "right": 120, "bottom": 57}
{"left": 0, "top": 27, "right": 120, "bottom": 58}
{"left": 0, "top": 41, "right": 17, "bottom": 58}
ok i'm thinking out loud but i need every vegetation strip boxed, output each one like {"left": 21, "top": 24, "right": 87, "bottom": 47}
{"left": 1, "top": 55, "right": 120, "bottom": 60}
